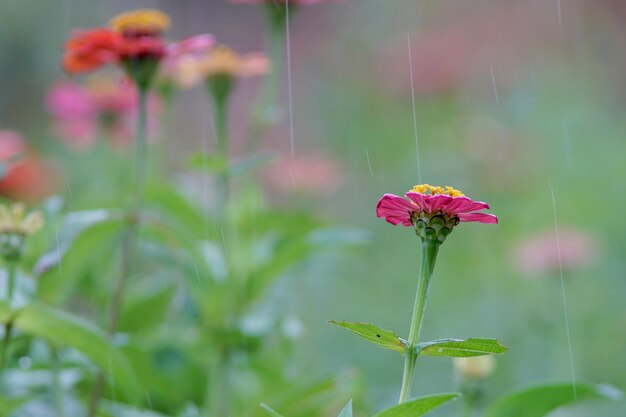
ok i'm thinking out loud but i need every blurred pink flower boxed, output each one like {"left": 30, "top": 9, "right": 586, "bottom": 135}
{"left": 161, "top": 34, "right": 215, "bottom": 82}
{"left": 0, "top": 130, "right": 27, "bottom": 161}
{"left": 382, "top": 0, "right": 561, "bottom": 96}
{"left": 513, "top": 228, "right": 600, "bottom": 276}
{"left": 229, "top": 0, "right": 338, "bottom": 4}
{"left": 0, "top": 129, "right": 60, "bottom": 202}
{"left": 45, "top": 77, "right": 160, "bottom": 150}
{"left": 377, "top": 185, "right": 497, "bottom": 227}
{"left": 264, "top": 153, "right": 343, "bottom": 196}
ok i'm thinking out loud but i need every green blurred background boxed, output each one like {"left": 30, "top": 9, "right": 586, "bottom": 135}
{"left": 1, "top": 0, "right": 625, "bottom": 416}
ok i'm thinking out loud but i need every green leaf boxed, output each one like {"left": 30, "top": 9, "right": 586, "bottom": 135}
{"left": 0, "top": 395, "right": 32, "bottom": 416}
{"left": 0, "top": 300, "right": 11, "bottom": 322}
{"left": 483, "top": 382, "right": 623, "bottom": 417}
{"left": 118, "top": 283, "right": 175, "bottom": 333}
{"left": 12, "top": 302, "right": 140, "bottom": 402}
{"left": 338, "top": 399, "right": 352, "bottom": 417}
{"left": 328, "top": 321, "right": 407, "bottom": 354}
{"left": 188, "top": 153, "right": 228, "bottom": 173}
{"left": 416, "top": 338, "right": 507, "bottom": 357}
{"left": 261, "top": 403, "right": 287, "bottom": 417}
{"left": 373, "top": 393, "right": 460, "bottom": 417}
{"left": 37, "top": 218, "right": 124, "bottom": 304}
{"left": 100, "top": 400, "right": 171, "bottom": 417}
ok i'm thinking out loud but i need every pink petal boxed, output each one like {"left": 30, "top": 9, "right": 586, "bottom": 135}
{"left": 424, "top": 194, "right": 453, "bottom": 212}
{"left": 405, "top": 192, "right": 427, "bottom": 211}
{"left": 166, "top": 34, "right": 215, "bottom": 57}
{"left": 457, "top": 212, "right": 498, "bottom": 224}
{"left": 445, "top": 196, "right": 490, "bottom": 214}
{"left": 376, "top": 194, "right": 414, "bottom": 226}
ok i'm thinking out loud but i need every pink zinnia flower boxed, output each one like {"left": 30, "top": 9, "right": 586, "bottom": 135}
{"left": 377, "top": 184, "right": 497, "bottom": 242}
{"left": 45, "top": 77, "right": 160, "bottom": 150}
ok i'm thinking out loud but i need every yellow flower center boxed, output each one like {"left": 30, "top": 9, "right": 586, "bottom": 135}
{"left": 110, "top": 9, "right": 170, "bottom": 34}
{"left": 410, "top": 184, "right": 465, "bottom": 197}
{"left": 201, "top": 46, "right": 241, "bottom": 76}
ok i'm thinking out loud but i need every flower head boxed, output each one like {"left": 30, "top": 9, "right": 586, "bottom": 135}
{"left": 0, "top": 130, "right": 59, "bottom": 203}
{"left": 0, "top": 204, "right": 44, "bottom": 236}
{"left": 173, "top": 45, "right": 270, "bottom": 88}
{"left": 453, "top": 356, "right": 496, "bottom": 380}
{"left": 377, "top": 184, "right": 497, "bottom": 243}
{"left": 109, "top": 9, "right": 170, "bottom": 36}
{"left": 0, "top": 130, "right": 26, "bottom": 161}
{"left": 512, "top": 228, "right": 599, "bottom": 276}
{"left": 264, "top": 153, "right": 343, "bottom": 197}
{"left": 0, "top": 203, "right": 44, "bottom": 260}
{"left": 62, "top": 9, "right": 212, "bottom": 91}
{"left": 46, "top": 77, "right": 160, "bottom": 150}
{"left": 230, "top": 0, "right": 338, "bottom": 4}
{"left": 62, "top": 29, "right": 121, "bottom": 74}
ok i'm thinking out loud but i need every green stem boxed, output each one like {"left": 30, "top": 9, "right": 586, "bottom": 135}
{"left": 249, "top": 17, "right": 284, "bottom": 137}
{"left": 215, "top": 93, "right": 229, "bottom": 208}
{"left": 462, "top": 397, "right": 473, "bottom": 417}
{"left": 51, "top": 345, "right": 65, "bottom": 417}
{"left": 206, "top": 346, "right": 230, "bottom": 417}
{"left": 398, "top": 240, "right": 440, "bottom": 403}
{"left": 0, "top": 261, "right": 18, "bottom": 370}
{"left": 87, "top": 87, "right": 149, "bottom": 417}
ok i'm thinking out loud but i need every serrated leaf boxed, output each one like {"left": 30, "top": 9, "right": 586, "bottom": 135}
{"left": 337, "top": 399, "right": 352, "bottom": 417}
{"left": 373, "top": 393, "right": 460, "bottom": 417}
{"left": 483, "top": 382, "right": 623, "bottom": 417}
{"left": 261, "top": 403, "right": 287, "bottom": 417}
{"left": 12, "top": 302, "right": 140, "bottom": 402}
{"left": 329, "top": 321, "right": 407, "bottom": 354}
{"left": 416, "top": 338, "right": 507, "bottom": 357}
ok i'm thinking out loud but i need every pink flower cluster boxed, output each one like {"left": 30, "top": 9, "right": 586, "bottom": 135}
{"left": 45, "top": 78, "right": 160, "bottom": 150}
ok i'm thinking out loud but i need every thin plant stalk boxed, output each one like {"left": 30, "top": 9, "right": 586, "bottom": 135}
{"left": 87, "top": 87, "right": 149, "bottom": 417}
{"left": 462, "top": 398, "right": 473, "bottom": 417}
{"left": 398, "top": 240, "right": 440, "bottom": 403}
{"left": 0, "top": 260, "right": 18, "bottom": 369}
{"left": 51, "top": 344, "right": 65, "bottom": 417}
{"left": 213, "top": 90, "right": 230, "bottom": 215}
{"left": 206, "top": 346, "right": 230, "bottom": 417}
{"left": 204, "top": 79, "right": 233, "bottom": 417}
{"left": 250, "top": 15, "right": 284, "bottom": 133}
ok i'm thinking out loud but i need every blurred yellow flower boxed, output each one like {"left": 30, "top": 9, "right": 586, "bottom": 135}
{"left": 453, "top": 356, "right": 496, "bottom": 380}
{"left": 0, "top": 203, "right": 44, "bottom": 236}
{"left": 110, "top": 9, "right": 170, "bottom": 35}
